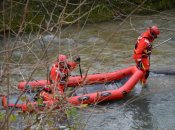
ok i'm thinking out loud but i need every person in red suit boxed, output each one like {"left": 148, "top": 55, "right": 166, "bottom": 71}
{"left": 133, "top": 26, "right": 160, "bottom": 86}
{"left": 40, "top": 54, "right": 80, "bottom": 100}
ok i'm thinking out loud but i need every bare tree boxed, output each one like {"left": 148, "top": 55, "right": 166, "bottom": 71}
{"left": 1, "top": 0, "right": 175, "bottom": 129}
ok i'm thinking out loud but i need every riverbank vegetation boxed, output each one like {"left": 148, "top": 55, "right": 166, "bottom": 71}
{"left": 1, "top": 0, "right": 175, "bottom": 32}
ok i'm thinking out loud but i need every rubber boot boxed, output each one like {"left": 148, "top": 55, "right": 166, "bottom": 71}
{"left": 140, "top": 78, "right": 147, "bottom": 86}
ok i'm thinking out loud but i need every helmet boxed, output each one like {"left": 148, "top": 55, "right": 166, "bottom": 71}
{"left": 150, "top": 26, "right": 160, "bottom": 35}
{"left": 57, "top": 55, "right": 67, "bottom": 62}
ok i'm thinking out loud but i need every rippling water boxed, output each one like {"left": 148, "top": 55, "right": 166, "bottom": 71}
{"left": 0, "top": 10, "right": 175, "bottom": 130}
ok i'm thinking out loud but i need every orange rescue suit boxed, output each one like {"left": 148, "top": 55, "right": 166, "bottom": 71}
{"left": 40, "top": 61, "right": 78, "bottom": 101}
{"left": 50, "top": 62, "right": 78, "bottom": 84}
{"left": 50, "top": 61, "right": 78, "bottom": 93}
{"left": 133, "top": 29, "right": 154, "bottom": 85}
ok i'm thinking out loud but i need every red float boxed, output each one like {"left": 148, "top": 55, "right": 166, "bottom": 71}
{"left": 2, "top": 65, "right": 143, "bottom": 113}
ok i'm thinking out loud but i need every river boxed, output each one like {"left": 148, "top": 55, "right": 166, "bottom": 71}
{"left": 0, "top": 10, "right": 175, "bottom": 130}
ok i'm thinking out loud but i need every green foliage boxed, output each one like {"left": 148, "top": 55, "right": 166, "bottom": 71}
{"left": 21, "top": 96, "right": 27, "bottom": 102}
{"left": 157, "top": 0, "right": 175, "bottom": 10}
{"left": 37, "top": 98, "right": 43, "bottom": 105}
{"left": 66, "top": 108, "right": 77, "bottom": 118}
{"left": 66, "top": 107, "right": 81, "bottom": 129}
{"left": 0, "top": 113, "right": 4, "bottom": 120}
{"left": 9, "top": 114, "right": 17, "bottom": 122}
{"left": 70, "top": 122, "right": 78, "bottom": 130}
{"left": 74, "top": 114, "right": 80, "bottom": 119}
{"left": 65, "top": 16, "right": 74, "bottom": 23}
{"left": 97, "top": 3, "right": 111, "bottom": 14}
{"left": 34, "top": 87, "right": 38, "bottom": 92}
{"left": 68, "top": 87, "right": 72, "bottom": 91}
{"left": 47, "top": 120, "right": 52, "bottom": 127}
{"left": 32, "top": 111, "right": 37, "bottom": 118}
{"left": 27, "top": 104, "right": 33, "bottom": 110}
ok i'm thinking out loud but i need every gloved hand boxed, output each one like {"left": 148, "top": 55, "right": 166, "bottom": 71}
{"left": 147, "top": 50, "right": 151, "bottom": 57}
{"left": 137, "top": 61, "right": 142, "bottom": 70}
{"left": 74, "top": 57, "right": 81, "bottom": 63}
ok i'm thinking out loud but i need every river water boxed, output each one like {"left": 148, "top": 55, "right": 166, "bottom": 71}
{"left": 0, "top": 10, "right": 175, "bottom": 130}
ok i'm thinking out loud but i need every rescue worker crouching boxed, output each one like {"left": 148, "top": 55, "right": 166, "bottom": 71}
{"left": 133, "top": 26, "right": 160, "bottom": 86}
{"left": 40, "top": 54, "right": 80, "bottom": 101}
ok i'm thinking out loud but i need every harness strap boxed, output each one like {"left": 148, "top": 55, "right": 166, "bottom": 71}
{"left": 143, "top": 37, "right": 150, "bottom": 41}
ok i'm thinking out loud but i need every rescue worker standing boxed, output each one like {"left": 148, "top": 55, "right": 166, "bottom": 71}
{"left": 133, "top": 26, "right": 160, "bottom": 86}
{"left": 40, "top": 54, "right": 80, "bottom": 100}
